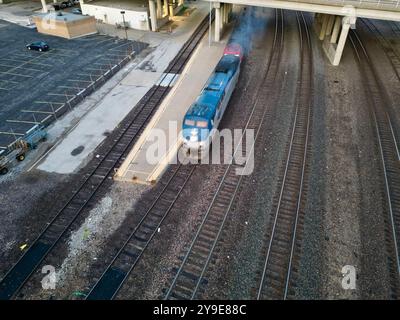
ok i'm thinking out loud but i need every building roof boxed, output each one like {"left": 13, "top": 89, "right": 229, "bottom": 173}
{"left": 34, "top": 11, "right": 93, "bottom": 22}
{"left": 87, "top": 0, "right": 148, "bottom": 11}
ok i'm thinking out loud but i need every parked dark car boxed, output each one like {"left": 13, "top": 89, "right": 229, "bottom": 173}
{"left": 60, "top": 1, "right": 72, "bottom": 8}
{"left": 71, "top": 8, "right": 82, "bottom": 14}
{"left": 26, "top": 41, "right": 49, "bottom": 52}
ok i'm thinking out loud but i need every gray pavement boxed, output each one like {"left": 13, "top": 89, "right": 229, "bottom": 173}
{"left": 0, "top": 20, "right": 147, "bottom": 149}
{"left": 36, "top": 2, "right": 210, "bottom": 174}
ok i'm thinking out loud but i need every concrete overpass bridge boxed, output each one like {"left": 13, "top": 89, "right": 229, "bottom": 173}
{"left": 205, "top": 0, "right": 400, "bottom": 65}
{"left": 33, "top": 0, "right": 400, "bottom": 65}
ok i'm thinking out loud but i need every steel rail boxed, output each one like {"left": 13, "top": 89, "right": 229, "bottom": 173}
{"left": 85, "top": 164, "right": 196, "bottom": 300}
{"left": 0, "top": 14, "right": 212, "bottom": 300}
{"left": 164, "top": 8, "right": 285, "bottom": 300}
{"left": 284, "top": 12, "right": 312, "bottom": 300}
{"left": 256, "top": 11, "right": 313, "bottom": 300}
{"left": 360, "top": 19, "right": 400, "bottom": 82}
{"left": 349, "top": 29, "right": 400, "bottom": 292}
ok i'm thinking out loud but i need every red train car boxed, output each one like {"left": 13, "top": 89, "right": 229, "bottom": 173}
{"left": 223, "top": 43, "right": 244, "bottom": 61}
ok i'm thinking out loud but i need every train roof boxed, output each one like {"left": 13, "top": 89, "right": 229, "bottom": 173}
{"left": 215, "top": 55, "right": 240, "bottom": 73}
{"left": 184, "top": 55, "right": 240, "bottom": 121}
{"left": 185, "top": 102, "right": 214, "bottom": 118}
{"left": 185, "top": 83, "right": 222, "bottom": 119}
{"left": 205, "top": 72, "right": 227, "bottom": 92}
{"left": 202, "top": 55, "right": 240, "bottom": 95}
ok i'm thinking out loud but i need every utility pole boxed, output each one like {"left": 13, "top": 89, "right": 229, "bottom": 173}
{"left": 208, "top": 1, "right": 212, "bottom": 47}
{"left": 121, "top": 11, "right": 128, "bottom": 40}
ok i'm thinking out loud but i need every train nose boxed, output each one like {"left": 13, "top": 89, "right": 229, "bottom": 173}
{"left": 189, "top": 128, "right": 199, "bottom": 142}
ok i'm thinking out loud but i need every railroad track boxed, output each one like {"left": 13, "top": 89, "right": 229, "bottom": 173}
{"left": 390, "top": 21, "right": 400, "bottom": 38}
{"left": 360, "top": 19, "right": 400, "bottom": 81}
{"left": 79, "top": 6, "right": 271, "bottom": 300}
{"left": 255, "top": 12, "right": 313, "bottom": 300}
{"left": 349, "top": 29, "right": 400, "bottom": 299}
{"left": 163, "top": 9, "right": 285, "bottom": 300}
{"left": 85, "top": 164, "right": 196, "bottom": 299}
{"left": 0, "top": 13, "right": 212, "bottom": 300}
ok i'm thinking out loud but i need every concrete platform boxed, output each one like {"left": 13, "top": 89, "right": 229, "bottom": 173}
{"left": 34, "top": 3, "right": 211, "bottom": 174}
{"left": 114, "top": 25, "right": 233, "bottom": 184}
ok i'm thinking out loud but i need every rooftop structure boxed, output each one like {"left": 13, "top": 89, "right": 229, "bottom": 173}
{"left": 33, "top": 11, "right": 97, "bottom": 38}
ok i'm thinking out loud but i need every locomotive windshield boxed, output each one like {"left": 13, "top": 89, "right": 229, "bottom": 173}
{"left": 196, "top": 121, "right": 208, "bottom": 128}
{"left": 184, "top": 119, "right": 195, "bottom": 126}
{"left": 184, "top": 119, "right": 208, "bottom": 128}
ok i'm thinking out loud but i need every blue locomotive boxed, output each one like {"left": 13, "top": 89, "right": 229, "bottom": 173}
{"left": 182, "top": 44, "right": 243, "bottom": 156}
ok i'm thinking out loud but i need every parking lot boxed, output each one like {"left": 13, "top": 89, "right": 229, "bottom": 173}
{"left": 0, "top": 19, "right": 148, "bottom": 149}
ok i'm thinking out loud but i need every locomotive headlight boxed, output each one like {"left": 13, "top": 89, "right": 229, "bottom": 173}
{"left": 190, "top": 128, "right": 198, "bottom": 142}
{"left": 191, "top": 128, "right": 198, "bottom": 135}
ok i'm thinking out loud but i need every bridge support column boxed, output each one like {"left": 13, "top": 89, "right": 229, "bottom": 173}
{"left": 325, "top": 15, "right": 335, "bottom": 36}
{"left": 331, "top": 16, "right": 356, "bottom": 65}
{"left": 226, "top": 4, "right": 230, "bottom": 23}
{"left": 220, "top": 4, "right": 224, "bottom": 29}
{"left": 214, "top": 2, "right": 221, "bottom": 42}
{"left": 41, "top": 0, "right": 48, "bottom": 13}
{"left": 223, "top": 3, "right": 229, "bottom": 24}
{"left": 157, "top": 0, "right": 162, "bottom": 18}
{"left": 149, "top": 0, "right": 158, "bottom": 31}
{"left": 163, "top": 0, "right": 168, "bottom": 16}
{"left": 319, "top": 14, "right": 328, "bottom": 40}
{"left": 330, "top": 16, "right": 341, "bottom": 44}
{"left": 220, "top": 4, "right": 224, "bottom": 25}
{"left": 314, "top": 13, "right": 356, "bottom": 66}
{"left": 169, "top": 1, "right": 174, "bottom": 17}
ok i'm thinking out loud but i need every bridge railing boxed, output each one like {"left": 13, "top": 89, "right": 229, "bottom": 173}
{"left": 286, "top": 0, "right": 400, "bottom": 11}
